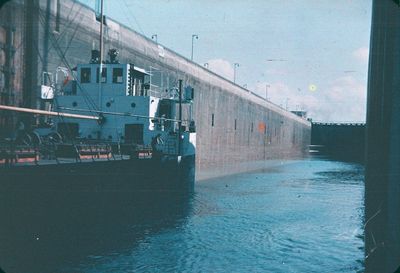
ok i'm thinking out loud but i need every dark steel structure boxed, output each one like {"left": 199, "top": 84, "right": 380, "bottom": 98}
{"left": 311, "top": 122, "right": 365, "bottom": 162}
{"left": 365, "top": 0, "right": 400, "bottom": 272}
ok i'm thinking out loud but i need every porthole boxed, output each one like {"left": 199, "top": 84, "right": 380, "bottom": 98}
{"left": 131, "top": 102, "right": 136, "bottom": 108}
{"left": 106, "top": 102, "right": 111, "bottom": 107}
{"left": 72, "top": 101, "right": 77, "bottom": 107}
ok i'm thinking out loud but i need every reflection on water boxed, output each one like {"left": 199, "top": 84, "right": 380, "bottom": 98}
{"left": 0, "top": 157, "right": 364, "bottom": 273}
{"left": 0, "top": 191, "right": 193, "bottom": 273}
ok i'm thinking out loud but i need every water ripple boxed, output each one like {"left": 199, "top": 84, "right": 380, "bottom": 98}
{"left": 62, "top": 158, "right": 364, "bottom": 273}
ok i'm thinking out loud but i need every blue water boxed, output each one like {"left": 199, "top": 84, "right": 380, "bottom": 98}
{"left": 63, "top": 157, "right": 365, "bottom": 273}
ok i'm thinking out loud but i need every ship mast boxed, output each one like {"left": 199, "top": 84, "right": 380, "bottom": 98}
{"left": 98, "top": 0, "right": 104, "bottom": 110}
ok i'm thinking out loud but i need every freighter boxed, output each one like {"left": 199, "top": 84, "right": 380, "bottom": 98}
{"left": 0, "top": 0, "right": 199, "bottom": 192}
{"left": 0, "top": 48, "right": 196, "bottom": 192}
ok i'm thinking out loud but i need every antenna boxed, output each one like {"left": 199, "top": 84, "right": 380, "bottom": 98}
{"left": 98, "top": 0, "right": 104, "bottom": 110}
{"left": 99, "top": 0, "right": 104, "bottom": 64}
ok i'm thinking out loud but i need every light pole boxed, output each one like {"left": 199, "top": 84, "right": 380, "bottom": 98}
{"left": 234, "top": 63, "right": 239, "bottom": 83}
{"left": 265, "top": 84, "right": 270, "bottom": 101}
{"left": 151, "top": 34, "right": 158, "bottom": 43}
{"left": 191, "top": 34, "right": 198, "bottom": 61}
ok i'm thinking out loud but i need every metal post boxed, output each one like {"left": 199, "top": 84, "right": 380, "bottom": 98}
{"left": 178, "top": 79, "right": 183, "bottom": 156}
{"left": 265, "top": 84, "right": 270, "bottom": 101}
{"left": 285, "top": 98, "right": 290, "bottom": 110}
{"left": 99, "top": 0, "right": 104, "bottom": 64}
{"left": 234, "top": 63, "right": 239, "bottom": 83}
{"left": 191, "top": 34, "right": 198, "bottom": 61}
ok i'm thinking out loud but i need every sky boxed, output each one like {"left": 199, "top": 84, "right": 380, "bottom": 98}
{"left": 79, "top": 0, "right": 372, "bottom": 122}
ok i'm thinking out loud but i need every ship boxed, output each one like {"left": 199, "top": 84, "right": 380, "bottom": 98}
{"left": 0, "top": 48, "right": 196, "bottom": 192}
{"left": 0, "top": 0, "right": 311, "bottom": 184}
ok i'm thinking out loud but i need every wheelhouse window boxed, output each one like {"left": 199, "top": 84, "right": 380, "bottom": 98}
{"left": 96, "top": 67, "right": 107, "bottom": 83}
{"left": 113, "top": 68, "right": 123, "bottom": 83}
{"left": 80, "top": 68, "right": 91, "bottom": 83}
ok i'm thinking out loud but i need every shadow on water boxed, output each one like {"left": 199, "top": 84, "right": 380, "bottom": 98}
{"left": 0, "top": 188, "right": 193, "bottom": 273}
{"left": 311, "top": 147, "right": 365, "bottom": 165}
{"left": 313, "top": 165, "right": 365, "bottom": 186}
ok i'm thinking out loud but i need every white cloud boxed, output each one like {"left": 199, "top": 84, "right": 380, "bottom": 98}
{"left": 265, "top": 68, "right": 288, "bottom": 76}
{"left": 352, "top": 47, "right": 369, "bottom": 64}
{"left": 323, "top": 75, "right": 367, "bottom": 122}
{"left": 253, "top": 82, "right": 318, "bottom": 111}
{"left": 252, "top": 75, "right": 367, "bottom": 122}
{"left": 206, "top": 59, "right": 234, "bottom": 81}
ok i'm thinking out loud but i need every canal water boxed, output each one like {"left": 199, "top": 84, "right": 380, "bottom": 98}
{"left": 0, "top": 157, "right": 364, "bottom": 273}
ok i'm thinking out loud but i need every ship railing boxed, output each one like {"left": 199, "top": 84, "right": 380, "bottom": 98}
{"left": 133, "top": 85, "right": 179, "bottom": 100}
{"left": 119, "top": 141, "right": 176, "bottom": 159}
{"left": 115, "top": 143, "right": 153, "bottom": 159}
{"left": 129, "top": 84, "right": 163, "bottom": 98}
{"left": 55, "top": 143, "right": 113, "bottom": 161}
{"left": 75, "top": 143, "right": 112, "bottom": 160}
{"left": 146, "top": 86, "right": 176, "bottom": 99}
{"left": 146, "top": 89, "right": 161, "bottom": 98}
{"left": 0, "top": 139, "right": 183, "bottom": 165}
{"left": 0, "top": 144, "right": 39, "bottom": 165}
{"left": 134, "top": 145, "right": 153, "bottom": 159}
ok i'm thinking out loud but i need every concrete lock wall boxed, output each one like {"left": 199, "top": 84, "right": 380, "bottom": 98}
{"left": 0, "top": 0, "right": 311, "bottom": 180}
